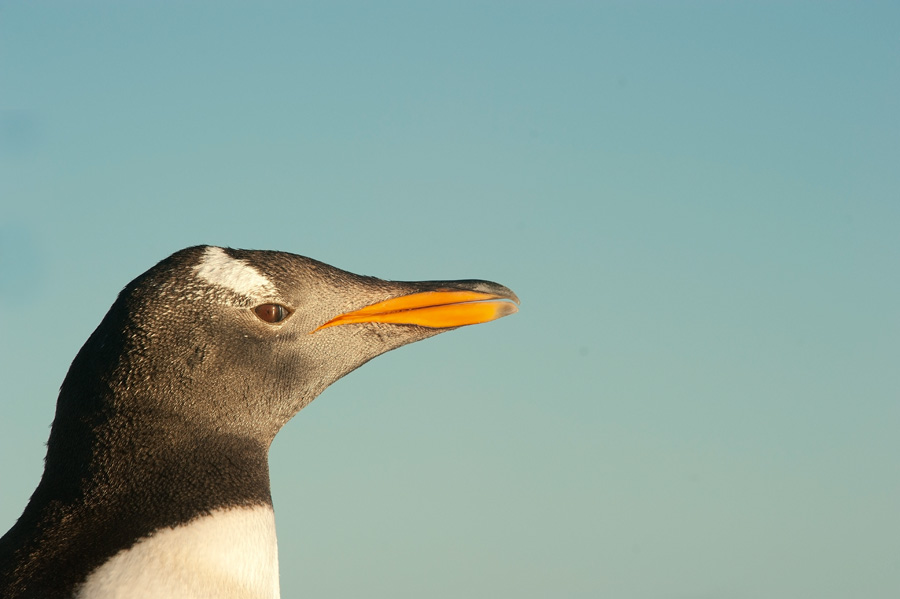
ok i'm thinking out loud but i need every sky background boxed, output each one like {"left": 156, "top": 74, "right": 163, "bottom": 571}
{"left": 1, "top": 2, "right": 898, "bottom": 597}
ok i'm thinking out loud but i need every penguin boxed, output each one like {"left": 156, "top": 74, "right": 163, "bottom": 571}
{"left": 0, "top": 245, "right": 518, "bottom": 598}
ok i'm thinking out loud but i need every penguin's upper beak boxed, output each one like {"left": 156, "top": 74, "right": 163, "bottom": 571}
{"left": 312, "top": 285, "right": 519, "bottom": 333}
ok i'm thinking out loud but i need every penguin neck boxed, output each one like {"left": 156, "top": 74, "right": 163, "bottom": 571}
{"left": 42, "top": 389, "right": 274, "bottom": 504}
{"left": 0, "top": 394, "right": 276, "bottom": 598}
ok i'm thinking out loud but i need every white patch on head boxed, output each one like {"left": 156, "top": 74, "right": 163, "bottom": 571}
{"left": 194, "top": 246, "right": 276, "bottom": 297}
{"left": 75, "top": 505, "right": 281, "bottom": 599}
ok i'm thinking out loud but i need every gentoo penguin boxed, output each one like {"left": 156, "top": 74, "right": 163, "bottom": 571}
{"left": 0, "top": 245, "right": 518, "bottom": 598}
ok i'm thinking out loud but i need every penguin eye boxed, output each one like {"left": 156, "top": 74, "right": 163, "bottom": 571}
{"left": 254, "top": 303, "right": 292, "bottom": 324}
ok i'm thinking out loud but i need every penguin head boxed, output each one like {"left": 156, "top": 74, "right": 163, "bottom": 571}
{"left": 61, "top": 246, "right": 518, "bottom": 446}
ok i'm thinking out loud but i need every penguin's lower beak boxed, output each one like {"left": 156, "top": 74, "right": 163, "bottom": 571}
{"left": 312, "top": 288, "right": 519, "bottom": 333}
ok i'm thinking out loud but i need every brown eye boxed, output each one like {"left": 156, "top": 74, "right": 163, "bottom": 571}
{"left": 254, "top": 303, "right": 291, "bottom": 324}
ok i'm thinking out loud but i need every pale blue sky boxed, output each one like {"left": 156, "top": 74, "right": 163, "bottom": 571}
{"left": 1, "top": 2, "right": 898, "bottom": 597}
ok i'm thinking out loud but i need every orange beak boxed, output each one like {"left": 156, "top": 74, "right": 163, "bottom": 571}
{"left": 313, "top": 289, "right": 519, "bottom": 333}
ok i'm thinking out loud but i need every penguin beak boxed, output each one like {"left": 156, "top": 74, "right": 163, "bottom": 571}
{"left": 313, "top": 288, "right": 519, "bottom": 333}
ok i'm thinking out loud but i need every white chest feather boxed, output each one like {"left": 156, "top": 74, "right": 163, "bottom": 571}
{"left": 75, "top": 505, "right": 280, "bottom": 599}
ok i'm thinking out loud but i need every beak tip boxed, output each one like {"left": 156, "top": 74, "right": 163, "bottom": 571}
{"left": 498, "top": 301, "right": 519, "bottom": 318}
